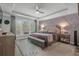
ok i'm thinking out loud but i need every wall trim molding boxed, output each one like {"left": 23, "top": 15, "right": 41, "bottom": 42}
{"left": 39, "top": 8, "right": 68, "bottom": 19}
{"left": 1, "top": 10, "right": 36, "bottom": 20}
{"left": 12, "top": 10, "right": 37, "bottom": 19}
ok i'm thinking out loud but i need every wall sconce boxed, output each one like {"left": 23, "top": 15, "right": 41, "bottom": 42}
{"left": 40, "top": 24, "right": 46, "bottom": 31}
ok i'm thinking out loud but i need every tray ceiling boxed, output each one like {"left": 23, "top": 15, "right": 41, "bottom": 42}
{"left": 0, "top": 3, "right": 77, "bottom": 20}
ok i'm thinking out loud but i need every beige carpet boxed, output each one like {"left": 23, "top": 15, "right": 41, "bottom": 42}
{"left": 15, "top": 39, "right": 78, "bottom": 56}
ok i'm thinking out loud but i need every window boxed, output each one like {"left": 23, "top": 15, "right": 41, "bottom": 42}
{"left": 15, "top": 17, "right": 35, "bottom": 36}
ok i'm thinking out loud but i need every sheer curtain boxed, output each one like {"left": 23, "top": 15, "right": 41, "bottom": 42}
{"left": 15, "top": 16, "right": 35, "bottom": 39}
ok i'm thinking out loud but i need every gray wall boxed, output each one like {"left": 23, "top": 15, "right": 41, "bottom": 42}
{"left": 2, "top": 12, "right": 11, "bottom": 32}
{"left": 39, "top": 13, "right": 79, "bottom": 44}
{"left": 0, "top": 6, "right": 11, "bottom": 32}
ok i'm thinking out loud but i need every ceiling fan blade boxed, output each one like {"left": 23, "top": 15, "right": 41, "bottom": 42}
{"left": 35, "top": 4, "right": 44, "bottom": 14}
{"left": 38, "top": 10, "right": 44, "bottom": 14}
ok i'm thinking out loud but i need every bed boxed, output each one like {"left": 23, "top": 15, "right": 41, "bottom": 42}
{"left": 28, "top": 32, "right": 58, "bottom": 48}
{"left": 31, "top": 33, "right": 53, "bottom": 45}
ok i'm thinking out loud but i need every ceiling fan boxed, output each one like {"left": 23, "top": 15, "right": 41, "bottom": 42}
{"left": 35, "top": 5, "right": 44, "bottom": 14}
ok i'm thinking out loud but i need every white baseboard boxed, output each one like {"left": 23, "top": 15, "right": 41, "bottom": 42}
{"left": 16, "top": 37, "right": 28, "bottom": 40}
{"left": 16, "top": 34, "right": 29, "bottom": 40}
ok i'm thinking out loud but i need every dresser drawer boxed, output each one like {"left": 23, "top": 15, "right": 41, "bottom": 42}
{"left": 0, "top": 35, "right": 15, "bottom": 56}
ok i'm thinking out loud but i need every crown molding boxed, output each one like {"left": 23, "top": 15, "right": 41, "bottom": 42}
{"left": 1, "top": 8, "right": 68, "bottom": 20}
{"left": 0, "top": 10, "right": 37, "bottom": 20}
{"left": 39, "top": 8, "right": 68, "bottom": 19}
{"left": 12, "top": 10, "right": 37, "bottom": 19}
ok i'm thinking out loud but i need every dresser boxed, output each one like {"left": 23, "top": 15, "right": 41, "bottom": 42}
{"left": 0, "top": 33, "right": 16, "bottom": 56}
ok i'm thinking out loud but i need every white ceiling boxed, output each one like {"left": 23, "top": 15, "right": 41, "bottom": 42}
{"left": 13, "top": 3, "right": 66, "bottom": 18}
{"left": 0, "top": 3, "right": 13, "bottom": 13}
{"left": 0, "top": 3, "right": 78, "bottom": 20}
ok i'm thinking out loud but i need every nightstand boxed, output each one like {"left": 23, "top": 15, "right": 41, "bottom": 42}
{"left": 60, "top": 34, "right": 70, "bottom": 44}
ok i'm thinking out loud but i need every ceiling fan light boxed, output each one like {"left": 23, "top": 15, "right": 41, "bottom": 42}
{"left": 36, "top": 11, "right": 39, "bottom": 13}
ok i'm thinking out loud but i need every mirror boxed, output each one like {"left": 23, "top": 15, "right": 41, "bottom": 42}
{"left": 4, "top": 20, "right": 10, "bottom": 25}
